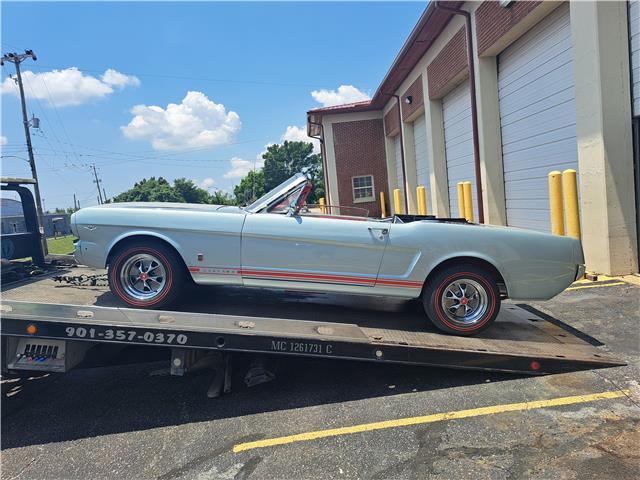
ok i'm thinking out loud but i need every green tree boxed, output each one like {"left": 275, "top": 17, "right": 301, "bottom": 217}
{"left": 112, "top": 176, "right": 236, "bottom": 205}
{"left": 233, "top": 169, "right": 265, "bottom": 205}
{"left": 173, "top": 178, "right": 213, "bottom": 204}
{"left": 209, "top": 190, "right": 235, "bottom": 205}
{"left": 112, "top": 177, "right": 182, "bottom": 203}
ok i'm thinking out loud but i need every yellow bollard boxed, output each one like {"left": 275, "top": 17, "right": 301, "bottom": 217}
{"left": 393, "top": 188, "right": 404, "bottom": 215}
{"left": 416, "top": 186, "right": 427, "bottom": 216}
{"left": 457, "top": 182, "right": 466, "bottom": 218}
{"left": 548, "top": 171, "right": 564, "bottom": 236}
{"left": 463, "top": 181, "right": 474, "bottom": 222}
{"left": 380, "top": 191, "right": 387, "bottom": 218}
{"left": 319, "top": 197, "right": 326, "bottom": 214}
{"left": 562, "top": 169, "right": 581, "bottom": 239}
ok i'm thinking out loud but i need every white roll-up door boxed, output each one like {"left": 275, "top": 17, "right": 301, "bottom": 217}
{"left": 442, "top": 82, "right": 476, "bottom": 219}
{"left": 630, "top": 0, "right": 640, "bottom": 116}
{"left": 413, "top": 114, "right": 429, "bottom": 188}
{"left": 498, "top": 3, "right": 578, "bottom": 232}
{"left": 394, "top": 134, "right": 405, "bottom": 207}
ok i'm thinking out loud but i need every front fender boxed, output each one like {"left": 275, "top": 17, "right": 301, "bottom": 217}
{"left": 105, "top": 230, "right": 186, "bottom": 267}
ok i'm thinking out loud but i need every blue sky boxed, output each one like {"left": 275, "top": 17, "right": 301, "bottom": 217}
{"left": 1, "top": 1, "right": 425, "bottom": 209}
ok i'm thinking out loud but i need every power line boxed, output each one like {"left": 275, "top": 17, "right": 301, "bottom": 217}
{"left": 22, "top": 74, "right": 72, "bottom": 168}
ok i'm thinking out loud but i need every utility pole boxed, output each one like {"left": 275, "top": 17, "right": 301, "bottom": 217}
{"left": 1, "top": 50, "right": 48, "bottom": 254}
{"left": 91, "top": 163, "right": 104, "bottom": 204}
{"left": 73, "top": 193, "right": 77, "bottom": 211}
{"left": 102, "top": 187, "right": 107, "bottom": 204}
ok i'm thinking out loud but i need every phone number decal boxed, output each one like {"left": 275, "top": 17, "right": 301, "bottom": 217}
{"left": 64, "top": 326, "right": 188, "bottom": 345}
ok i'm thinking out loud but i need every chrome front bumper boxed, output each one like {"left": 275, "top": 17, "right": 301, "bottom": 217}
{"left": 575, "top": 264, "right": 586, "bottom": 281}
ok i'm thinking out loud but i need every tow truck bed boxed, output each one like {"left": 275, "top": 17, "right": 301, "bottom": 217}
{"left": 0, "top": 268, "right": 624, "bottom": 376}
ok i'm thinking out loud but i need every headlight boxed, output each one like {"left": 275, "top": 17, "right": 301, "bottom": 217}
{"left": 70, "top": 212, "right": 78, "bottom": 237}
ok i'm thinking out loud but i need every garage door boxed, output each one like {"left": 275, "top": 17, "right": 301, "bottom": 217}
{"left": 413, "top": 114, "right": 429, "bottom": 188}
{"left": 631, "top": 0, "right": 640, "bottom": 116}
{"left": 394, "top": 134, "right": 404, "bottom": 211}
{"left": 498, "top": 3, "right": 578, "bottom": 232}
{"left": 442, "top": 82, "right": 477, "bottom": 219}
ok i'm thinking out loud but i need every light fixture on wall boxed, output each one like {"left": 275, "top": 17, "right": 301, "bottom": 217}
{"left": 404, "top": 95, "right": 413, "bottom": 104}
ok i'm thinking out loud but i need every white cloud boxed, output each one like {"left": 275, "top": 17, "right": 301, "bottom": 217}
{"left": 223, "top": 156, "right": 263, "bottom": 179}
{"left": 0, "top": 67, "right": 139, "bottom": 107}
{"left": 281, "top": 125, "right": 320, "bottom": 153}
{"left": 101, "top": 69, "right": 140, "bottom": 88}
{"left": 0, "top": 135, "right": 7, "bottom": 146}
{"left": 121, "top": 91, "right": 241, "bottom": 151}
{"left": 310, "top": 85, "right": 370, "bottom": 107}
{"left": 198, "top": 177, "right": 216, "bottom": 190}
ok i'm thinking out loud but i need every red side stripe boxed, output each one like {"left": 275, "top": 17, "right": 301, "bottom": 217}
{"left": 188, "top": 266, "right": 422, "bottom": 288}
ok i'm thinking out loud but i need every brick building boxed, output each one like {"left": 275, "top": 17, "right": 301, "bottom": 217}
{"left": 307, "top": 1, "right": 640, "bottom": 276}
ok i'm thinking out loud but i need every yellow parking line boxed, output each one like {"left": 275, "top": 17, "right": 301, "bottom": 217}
{"left": 566, "top": 282, "right": 626, "bottom": 291}
{"left": 233, "top": 389, "right": 629, "bottom": 453}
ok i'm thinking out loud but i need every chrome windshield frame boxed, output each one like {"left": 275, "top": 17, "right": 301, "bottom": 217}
{"left": 243, "top": 173, "right": 309, "bottom": 214}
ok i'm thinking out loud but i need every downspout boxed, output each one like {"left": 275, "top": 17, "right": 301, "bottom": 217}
{"left": 307, "top": 116, "right": 329, "bottom": 204}
{"left": 434, "top": 1, "right": 485, "bottom": 223}
{"left": 382, "top": 93, "right": 410, "bottom": 211}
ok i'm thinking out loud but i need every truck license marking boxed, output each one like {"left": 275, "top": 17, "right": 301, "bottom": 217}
{"left": 65, "top": 326, "right": 188, "bottom": 345}
{"left": 271, "top": 340, "right": 332, "bottom": 355}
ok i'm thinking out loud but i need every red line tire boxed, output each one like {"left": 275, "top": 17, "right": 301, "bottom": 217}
{"left": 422, "top": 264, "right": 501, "bottom": 336}
{"left": 108, "top": 240, "right": 185, "bottom": 310}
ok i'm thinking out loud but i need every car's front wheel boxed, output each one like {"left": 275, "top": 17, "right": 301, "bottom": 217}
{"left": 108, "top": 241, "right": 184, "bottom": 309}
{"left": 422, "top": 264, "right": 501, "bottom": 336}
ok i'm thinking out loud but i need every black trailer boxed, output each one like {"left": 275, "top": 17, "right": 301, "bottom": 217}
{"left": 0, "top": 295, "right": 624, "bottom": 396}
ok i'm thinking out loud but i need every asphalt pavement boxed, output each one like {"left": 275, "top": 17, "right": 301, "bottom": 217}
{"left": 1, "top": 272, "right": 639, "bottom": 479}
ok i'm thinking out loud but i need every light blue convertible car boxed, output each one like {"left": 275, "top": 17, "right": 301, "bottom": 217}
{"left": 72, "top": 173, "right": 585, "bottom": 335}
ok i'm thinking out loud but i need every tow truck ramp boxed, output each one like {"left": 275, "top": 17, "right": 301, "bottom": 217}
{"left": 0, "top": 300, "right": 624, "bottom": 380}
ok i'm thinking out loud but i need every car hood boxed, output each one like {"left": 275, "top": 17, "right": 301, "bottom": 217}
{"left": 81, "top": 202, "right": 245, "bottom": 214}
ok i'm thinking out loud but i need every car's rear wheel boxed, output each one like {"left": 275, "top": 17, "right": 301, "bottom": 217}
{"left": 422, "top": 264, "right": 500, "bottom": 336}
{"left": 108, "top": 241, "right": 184, "bottom": 309}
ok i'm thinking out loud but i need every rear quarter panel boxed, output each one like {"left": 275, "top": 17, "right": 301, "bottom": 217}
{"left": 380, "top": 222, "right": 578, "bottom": 300}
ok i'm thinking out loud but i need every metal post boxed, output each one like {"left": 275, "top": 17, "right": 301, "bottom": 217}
{"left": 8, "top": 55, "right": 47, "bottom": 254}
{"left": 417, "top": 186, "right": 427, "bottom": 215}
{"left": 380, "top": 191, "right": 387, "bottom": 218}
{"left": 393, "top": 188, "right": 403, "bottom": 215}
{"left": 562, "top": 169, "right": 581, "bottom": 239}
{"left": 463, "top": 181, "right": 474, "bottom": 222}
{"left": 457, "top": 182, "right": 466, "bottom": 218}
{"left": 91, "top": 163, "right": 104, "bottom": 204}
{"left": 548, "top": 171, "right": 565, "bottom": 236}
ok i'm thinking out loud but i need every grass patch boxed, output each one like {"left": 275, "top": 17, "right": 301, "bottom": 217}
{"left": 47, "top": 235, "right": 77, "bottom": 255}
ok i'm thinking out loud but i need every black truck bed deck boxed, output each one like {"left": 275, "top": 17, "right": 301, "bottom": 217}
{"left": 0, "top": 268, "right": 624, "bottom": 375}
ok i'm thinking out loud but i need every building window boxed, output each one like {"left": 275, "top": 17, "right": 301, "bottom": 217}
{"left": 352, "top": 175, "right": 375, "bottom": 203}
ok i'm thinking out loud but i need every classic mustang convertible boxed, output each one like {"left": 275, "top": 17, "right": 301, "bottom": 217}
{"left": 71, "top": 173, "right": 585, "bottom": 336}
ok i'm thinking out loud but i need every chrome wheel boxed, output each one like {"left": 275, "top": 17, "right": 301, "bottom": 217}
{"left": 440, "top": 278, "right": 489, "bottom": 327}
{"left": 119, "top": 253, "right": 167, "bottom": 301}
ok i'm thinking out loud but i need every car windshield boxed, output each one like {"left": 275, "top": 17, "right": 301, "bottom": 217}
{"left": 244, "top": 173, "right": 307, "bottom": 213}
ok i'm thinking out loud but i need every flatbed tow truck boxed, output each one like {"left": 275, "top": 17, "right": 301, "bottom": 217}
{"left": 0, "top": 267, "right": 625, "bottom": 397}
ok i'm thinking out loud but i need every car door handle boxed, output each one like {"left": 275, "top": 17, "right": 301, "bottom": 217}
{"left": 368, "top": 227, "right": 389, "bottom": 240}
